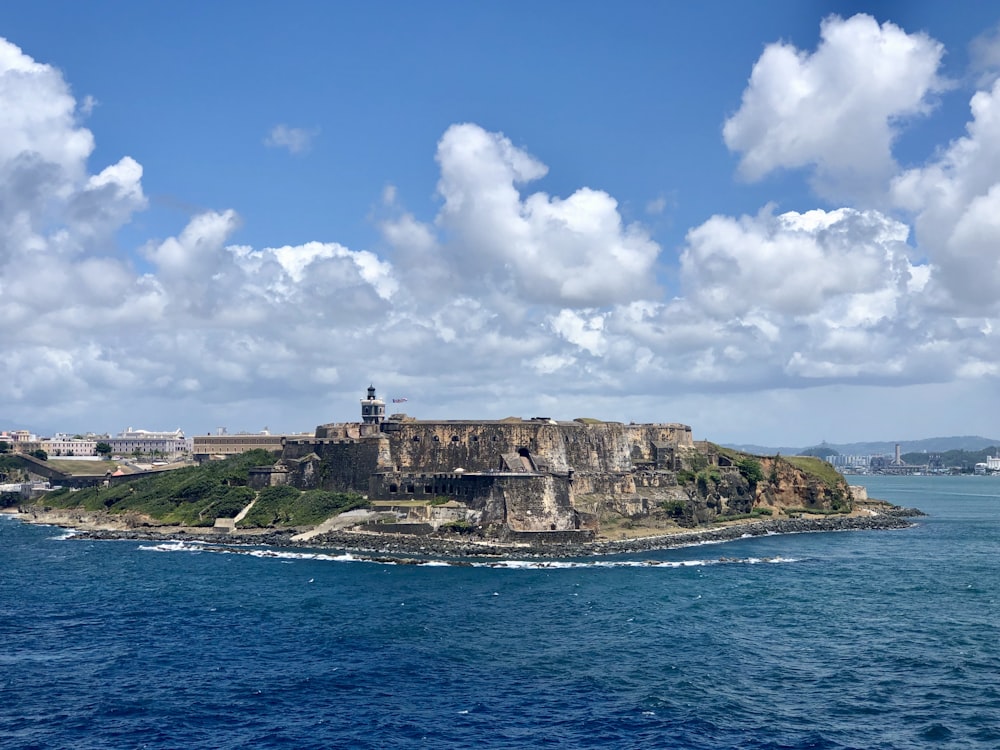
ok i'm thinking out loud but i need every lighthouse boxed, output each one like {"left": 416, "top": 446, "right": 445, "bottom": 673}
{"left": 360, "top": 385, "right": 386, "bottom": 424}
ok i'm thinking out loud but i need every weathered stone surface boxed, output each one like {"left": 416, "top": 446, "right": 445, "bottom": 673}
{"left": 272, "top": 415, "right": 853, "bottom": 539}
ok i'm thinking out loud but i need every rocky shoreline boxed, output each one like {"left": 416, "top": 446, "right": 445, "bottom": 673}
{"left": 22, "top": 505, "right": 926, "bottom": 559}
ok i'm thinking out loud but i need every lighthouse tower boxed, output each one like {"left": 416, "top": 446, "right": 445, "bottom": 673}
{"left": 360, "top": 384, "right": 386, "bottom": 424}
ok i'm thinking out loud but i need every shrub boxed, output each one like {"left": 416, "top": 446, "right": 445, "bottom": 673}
{"left": 737, "top": 457, "right": 764, "bottom": 484}
{"left": 661, "top": 499, "right": 687, "bottom": 518}
{"left": 24, "top": 450, "right": 280, "bottom": 522}
{"left": 238, "top": 486, "right": 368, "bottom": 528}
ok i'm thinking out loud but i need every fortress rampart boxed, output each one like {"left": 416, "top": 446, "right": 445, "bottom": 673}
{"left": 269, "top": 388, "right": 696, "bottom": 535}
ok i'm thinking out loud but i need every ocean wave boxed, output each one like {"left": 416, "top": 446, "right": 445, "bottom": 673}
{"left": 137, "top": 540, "right": 797, "bottom": 569}
{"left": 48, "top": 529, "right": 81, "bottom": 541}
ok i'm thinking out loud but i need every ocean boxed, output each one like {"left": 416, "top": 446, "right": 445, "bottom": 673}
{"left": 2, "top": 475, "right": 999, "bottom": 749}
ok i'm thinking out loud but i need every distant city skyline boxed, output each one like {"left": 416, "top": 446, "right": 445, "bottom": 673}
{"left": 3, "top": 3, "right": 1000, "bottom": 445}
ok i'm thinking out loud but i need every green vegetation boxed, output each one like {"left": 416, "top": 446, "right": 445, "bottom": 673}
{"left": 714, "top": 508, "right": 774, "bottom": 522}
{"left": 238, "top": 485, "right": 368, "bottom": 528}
{"left": 660, "top": 499, "right": 687, "bottom": 518}
{"left": 95, "top": 442, "right": 112, "bottom": 458}
{"left": 783, "top": 455, "right": 845, "bottom": 490}
{"left": 695, "top": 468, "right": 721, "bottom": 494}
{"left": 782, "top": 506, "right": 851, "bottom": 516}
{"left": 0, "top": 441, "right": 10, "bottom": 454}
{"left": 799, "top": 445, "right": 838, "bottom": 458}
{"left": 901, "top": 446, "right": 1000, "bottom": 471}
{"left": 714, "top": 445, "right": 743, "bottom": 461}
{"left": 44, "top": 458, "right": 124, "bottom": 476}
{"left": 736, "top": 457, "right": 764, "bottom": 484}
{"left": 0, "top": 454, "right": 23, "bottom": 478}
{"left": 38, "top": 450, "right": 286, "bottom": 527}
{"left": 438, "top": 519, "right": 472, "bottom": 533}
{"left": 30, "top": 449, "right": 47, "bottom": 461}
{"left": 573, "top": 417, "right": 604, "bottom": 424}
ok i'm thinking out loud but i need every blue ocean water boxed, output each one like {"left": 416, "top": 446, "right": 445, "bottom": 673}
{"left": 2, "top": 475, "right": 999, "bottom": 749}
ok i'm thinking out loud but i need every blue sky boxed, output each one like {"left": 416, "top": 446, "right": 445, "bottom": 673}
{"left": 3, "top": 2, "right": 1000, "bottom": 446}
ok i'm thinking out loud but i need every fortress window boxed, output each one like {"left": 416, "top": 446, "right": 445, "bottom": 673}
{"left": 433, "top": 435, "right": 440, "bottom": 442}
{"left": 451, "top": 435, "right": 459, "bottom": 442}
{"left": 389, "top": 484, "right": 398, "bottom": 493}
{"left": 406, "top": 484, "right": 415, "bottom": 494}
{"left": 425, "top": 485, "right": 432, "bottom": 493}
{"left": 412, "top": 436, "right": 420, "bottom": 442}
{"left": 471, "top": 435, "right": 479, "bottom": 442}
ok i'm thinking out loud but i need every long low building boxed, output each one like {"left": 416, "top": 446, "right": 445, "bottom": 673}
{"left": 192, "top": 433, "right": 310, "bottom": 461}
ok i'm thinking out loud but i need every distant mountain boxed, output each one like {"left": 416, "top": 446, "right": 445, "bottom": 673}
{"left": 724, "top": 435, "right": 1000, "bottom": 457}
{"left": 723, "top": 443, "right": 803, "bottom": 456}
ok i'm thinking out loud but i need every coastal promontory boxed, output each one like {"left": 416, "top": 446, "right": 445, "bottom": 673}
{"left": 4, "top": 387, "right": 922, "bottom": 554}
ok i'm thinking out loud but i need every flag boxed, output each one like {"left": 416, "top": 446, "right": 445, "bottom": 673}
{"left": 392, "top": 398, "right": 408, "bottom": 403}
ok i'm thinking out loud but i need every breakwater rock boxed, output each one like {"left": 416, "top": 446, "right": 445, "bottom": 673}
{"left": 63, "top": 508, "right": 921, "bottom": 559}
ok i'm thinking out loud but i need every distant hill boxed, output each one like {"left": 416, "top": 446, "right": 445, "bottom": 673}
{"left": 724, "top": 435, "right": 1000, "bottom": 457}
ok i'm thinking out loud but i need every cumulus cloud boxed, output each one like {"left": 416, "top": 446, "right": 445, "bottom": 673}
{"left": 264, "top": 124, "right": 319, "bottom": 154}
{"left": 723, "top": 13, "right": 946, "bottom": 202}
{"left": 384, "top": 123, "right": 662, "bottom": 307}
{"left": 681, "top": 206, "right": 912, "bottom": 318}
{"left": 6, "top": 24, "right": 1000, "bottom": 442}
{"left": 891, "top": 79, "right": 1000, "bottom": 313}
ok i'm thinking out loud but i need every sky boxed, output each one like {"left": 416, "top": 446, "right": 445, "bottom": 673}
{"left": 3, "top": 1, "right": 1000, "bottom": 447}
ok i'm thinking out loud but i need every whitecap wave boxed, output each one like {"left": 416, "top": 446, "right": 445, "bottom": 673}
{"left": 48, "top": 530, "right": 81, "bottom": 541}
{"left": 135, "top": 540, "right": 798, "bottom": 569}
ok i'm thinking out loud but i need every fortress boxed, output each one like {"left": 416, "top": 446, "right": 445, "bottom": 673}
{"left": 255, "top": 386, "right": 710, "bottom": 538}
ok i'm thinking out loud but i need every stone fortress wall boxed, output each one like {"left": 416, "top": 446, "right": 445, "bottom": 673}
{"left": 271, "top": 388, "right": 696, "bottom": 535}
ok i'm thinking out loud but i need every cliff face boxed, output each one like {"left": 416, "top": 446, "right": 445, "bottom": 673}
{"left": 277, "top": 420, "right": 849, "bottom": 536}
{"left": 755, "top": 456, "right": 851, "bottom": 511}
{"left": 369, "top": 420, "right": 692, "bottom": 474}
{"left": 573, "top": 452, "right": 853, "bottom": 529}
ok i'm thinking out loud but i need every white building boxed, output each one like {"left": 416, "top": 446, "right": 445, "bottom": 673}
{"left": 41, "top": 436, "right": 98, "bottom": 456}
{"left": 108, "top": 427, "right": 189, "bottom": 457}
{"left": 1, "top": 430, "right": 37, "bottom": 444}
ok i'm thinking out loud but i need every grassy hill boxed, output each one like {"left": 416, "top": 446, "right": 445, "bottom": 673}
{"left": 32, "top": 450, "right": 368, "bottom": 528}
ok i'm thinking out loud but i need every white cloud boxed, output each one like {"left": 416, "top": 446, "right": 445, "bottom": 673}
{"left": 970, "top": 22, "right": 1000, "bottom": 88}
{"left": 645, "top": 194, "right": 671, "bottom": 216}
{"left": 7, "top": 27, "right": 1000, "bottom": 445}
{"left": 548, "top": 309, "right": 607, "bottom": 357}
{"left": 384, "top": 123, "right": 662, "bottom": 307}
{"left": 680, "top": 206, "right": 911, "bottom": 318}
{"left": 724, "top": 13, "right": 946, "bottom": 202}
{"left": 79, "top": 94, "right": 97, "bottom": 117}
{"left": 891, "top": 79, "right": 1000, "bottom": 313}
{"left": 264, "top": 124, "right": 318, "bottom": 154}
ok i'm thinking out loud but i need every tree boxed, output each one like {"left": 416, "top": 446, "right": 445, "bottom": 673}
{"left": 95, "top": 442, "right": 112, "bottom": 459}
{"left": 736, "top": 457, "right": 764, "bottom": 485}
{"left": 0, "top": 441, "right": 10, "bottom": 454}
{"left": 30, "top": 449, "right": 48, "bottom": 461}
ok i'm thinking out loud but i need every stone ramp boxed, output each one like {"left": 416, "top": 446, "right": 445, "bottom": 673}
{"left": 213, "top": 499, "right": 257, "bottom": 533}
{"left": 233, "top": 499, "right": 256, "bottom": 524}
{"left": 291, "top": 509, "right": 377, "bottom": 542}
